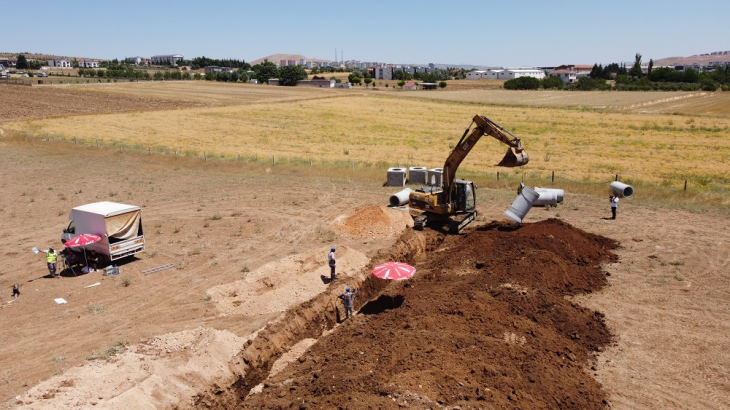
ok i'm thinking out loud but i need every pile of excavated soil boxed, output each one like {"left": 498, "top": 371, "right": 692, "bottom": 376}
{"left": 245, "top": 219, "right": 618, "bottom": 409}
{"left": 332, "top": 205, "right": 414, "bottom": 238}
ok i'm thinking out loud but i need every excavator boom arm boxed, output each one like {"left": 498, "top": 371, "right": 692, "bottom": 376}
{"left": 442, "top": 115, "right": 528, "bottom": 203}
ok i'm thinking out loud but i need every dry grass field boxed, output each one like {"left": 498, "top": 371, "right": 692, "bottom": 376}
{"left": 1, "top": 82, "right": 729, "bottom": 409}
{"left": 3, "top": 83, "right": 730, "bottom": 203}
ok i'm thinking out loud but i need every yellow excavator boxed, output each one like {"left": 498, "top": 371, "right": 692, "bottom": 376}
{"left": 409, "top": 115, "right": 529, "bottom": 233}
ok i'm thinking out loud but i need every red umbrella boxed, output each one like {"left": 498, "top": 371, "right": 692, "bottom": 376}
{"left": 371, "top": 261, "right": 416, "bottom": 281}
{"left": 63, "top": 233, "right": 102, "bottom": 247}
{"left": 63, "top": 234, "right": 102, "bottom": 271}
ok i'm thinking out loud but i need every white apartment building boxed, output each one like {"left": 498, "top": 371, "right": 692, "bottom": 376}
{"left": 48, "top": 59, "right": 72, "bottom": 68}
{"left": 151, "top": 54, "right": 184, "bottom": 66}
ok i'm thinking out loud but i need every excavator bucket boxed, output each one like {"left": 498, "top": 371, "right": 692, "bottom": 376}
{"left": 497, "top": 147, "right": 529, "bottom": 167}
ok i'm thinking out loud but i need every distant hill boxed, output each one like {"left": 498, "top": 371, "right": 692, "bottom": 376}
{"left": 250, "top": 54, "right": 333, "bottom": 66}
{"left": 654, "top": 51, "right": 730, "bottom": 67}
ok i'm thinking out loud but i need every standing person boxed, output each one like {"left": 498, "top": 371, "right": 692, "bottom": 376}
{"left": 609, "top": 195, "right": 619, "bottom": 220}
{"left": 12, "top": 284, "right": 20, "bottom": 298}
{"left": 328, "top": 247, "right": 337, "bottom": 282}
{"left": 44, "top": 246, "right": 60, "bottom": 278}
{"left": 338, "top": 286, "right": 359, "bottom": 320}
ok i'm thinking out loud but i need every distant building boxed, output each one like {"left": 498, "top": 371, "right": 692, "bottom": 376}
{"left": 48, "top": 59, "right": 72, "bottom": 68}
{"left": 403, "top": 82, "right": 418, "bottom": 91}
{"left": 548, "top": 65, "right": 593, "bottom": 84}
{"left": 466, "top": 68, "right": 545, "bottom": 80}
{"left": 204, "top": 66, "right": 234, "bottom": 73}
{"left": 78, "top": 60, "right": 100, "bottom": 68}
{"left": 151, "top": 54, "right": 184, "bottom": 66}
{"left": 373, "top": 65, "right": 394, "bottom": 80}
{"left": 296, "top": 78, "right": 335, "bottom": 87}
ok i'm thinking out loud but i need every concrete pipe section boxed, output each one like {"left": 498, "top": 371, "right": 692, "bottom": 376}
{"left": 534, "top": 187, "right": 564, "bottom": 203}
{"left": 386, "top": 168, "right": 407, "bottom": 187}
{"left": 504, "top": 186, "right": 539, "bottom": 224}
{"left": 408, "top": 167, "right": 427, "bottom": 185}
{"left": 610, "top": 181, "right": 634, "bottom": 198}
{"left": 532, "top": 191, "right": 558, "bottom": 207}
{"left": 389, "top": 188, "right": 413, "bottom": 207}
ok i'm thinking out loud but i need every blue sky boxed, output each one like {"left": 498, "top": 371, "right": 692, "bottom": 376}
{"left": 3, "top": 0, "right": 728, "bottom": 66}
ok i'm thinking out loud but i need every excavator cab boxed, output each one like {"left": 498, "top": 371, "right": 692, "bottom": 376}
{"left": 453, "top": 179, "right": 475, "bottom": 213}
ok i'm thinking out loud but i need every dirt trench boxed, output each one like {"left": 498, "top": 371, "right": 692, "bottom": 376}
{"left": 194, "top": 219, "right": 618, "bottom": 409}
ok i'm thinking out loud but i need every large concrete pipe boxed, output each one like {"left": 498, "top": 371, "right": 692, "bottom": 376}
{"left": 535, "top": 187, "right": 564, "bottom": 203}
{"left": 386, "top": 168, "right": 406, "bottom": 187}
{"left": 610, "top": 181, "right": 634, "bottom": 198}
{"left": 389, "top": 188, "right": 413, "bottom": 207}
{"left": 408, "top": 167, "right": 427, "bottom": 185}
{"left": 533, "top": 191, "right": 558, "bottom": 207}
{"left": 504, "top": 186, "right": 539, "bottom": 224}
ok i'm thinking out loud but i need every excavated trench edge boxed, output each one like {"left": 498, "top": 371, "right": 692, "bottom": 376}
{"left": 192, "top": 229, "right": 438, "bottom": 408}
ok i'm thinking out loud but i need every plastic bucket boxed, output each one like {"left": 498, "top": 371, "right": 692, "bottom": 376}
{"left": 504, "top": 186, "right": 539, "bottom": 224}
{"left": 610, "top": 181, "right": 634, "bottom": 198}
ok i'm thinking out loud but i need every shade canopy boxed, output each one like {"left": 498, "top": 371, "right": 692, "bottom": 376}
{"left": 371, "top": 261, "right": 416, "bottom": 281}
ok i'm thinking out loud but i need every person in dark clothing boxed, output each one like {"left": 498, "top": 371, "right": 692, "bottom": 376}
{"left": 12, "top": 284, "right": 20, "bottom": 298}
{"left": 338, "top": 286, "right": 358, "bottom": 320}
{"left": 610, "top": 195, "right": 619, "bottom": 220}
{"left": 328, "top": 247, "right": 337, "bottom": 282}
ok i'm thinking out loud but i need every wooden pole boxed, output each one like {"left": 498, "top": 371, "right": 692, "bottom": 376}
{"left": 174, "top": 149, "right": 177, "bottom": 158}
{"left": 272, "top": 156, "right": 275, "bottom": 166}
{"left": 615, "top": 174, "right": 619, "bottom": 181}
{"left": 148, "top": 147, "right": 151, "bottom": 155}
{"left": 684, "top": 180, "right": 687, "bottom": 191}
{"left": 204, "top": 152, "right": 207, "bottom": 162}
{"left": 551, "top": 170, "right": 554, "bottom": 182}
{"left": 497, "top": 172, "right": 499, "bottom": 181}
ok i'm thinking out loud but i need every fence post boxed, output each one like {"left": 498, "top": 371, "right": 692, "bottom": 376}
{"left": 272, "top": 156, "right": 275, "bottom": 166}
{"left": 615, "top": 174, "right": 619, "bottom": 181}
{"left": 96, "top": 139, "right": 99, "bottom": 148}
{"left": 74, "top": 137, "right": 77, "bottom": 144}
{"left": 148, "top": 147, "right": 151, "bottom": 155}
{"left": 684, "top": 180, "right": 687, "bottom": 191}
{"left": 551, "top": 170, "right": 554, "bottom": 182}
{"left": 497, "top": 171, "right": 499, "bottom": 181}
{"left": 310, "top": 158, "right": 312, "bottom": 167}
{"left": 119, "top": 143, "right": 122, "bottom": 152}
{"left": 174, "top": 149, "right": 177, "bottom": 159}
{"left": 204, "top": 152, "right": 207, "bottom": 162}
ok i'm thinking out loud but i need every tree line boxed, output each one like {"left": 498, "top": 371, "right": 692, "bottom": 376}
{"left": 504, "top": 53, "right": 730, "bottom": 92}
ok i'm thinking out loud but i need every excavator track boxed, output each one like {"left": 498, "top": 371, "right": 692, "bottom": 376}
{"left": 449, "top": 210, "right": 477, "bottom": 234}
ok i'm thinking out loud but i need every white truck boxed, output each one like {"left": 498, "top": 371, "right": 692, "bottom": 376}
{"left": 61, "top": 202, "right": 145, "bottom": 262}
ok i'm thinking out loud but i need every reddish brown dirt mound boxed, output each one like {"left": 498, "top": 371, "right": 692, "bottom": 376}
{"left": 333, "top": 205, "right": 413, "bottom": 238}
{"left": 244, "top": 219, "right": 618, "bottom": 409}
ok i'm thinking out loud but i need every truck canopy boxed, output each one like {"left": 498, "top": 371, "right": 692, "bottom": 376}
{"left": 69, "top": 202, "right": 142, "bottom": 240}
